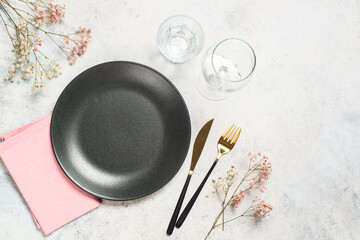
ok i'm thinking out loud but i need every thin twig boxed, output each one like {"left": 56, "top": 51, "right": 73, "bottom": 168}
{"left": 0, "top": 9, "right": 16, "bottom": 47}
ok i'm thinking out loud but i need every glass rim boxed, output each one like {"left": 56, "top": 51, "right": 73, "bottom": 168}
{"left": 159, "top": 14, "right": 203, "bottom": 27}
{"left": 211, "top": 38, "right": 256, "bottom": 82}
{"left": 157, "top": 15, "right": 204, "bottom": 38}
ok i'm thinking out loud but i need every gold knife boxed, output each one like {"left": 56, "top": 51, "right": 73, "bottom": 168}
{"left": 167, "top": 118, "right": 214, "bottom": 235}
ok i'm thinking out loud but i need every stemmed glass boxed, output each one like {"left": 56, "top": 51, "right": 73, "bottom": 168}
{"left": 196, "top": 38, "right": 256, "bottom": 100}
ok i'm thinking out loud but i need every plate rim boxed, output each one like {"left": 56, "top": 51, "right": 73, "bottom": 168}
{"left": 50, "top": 61, "right": 191, "bottom": 201}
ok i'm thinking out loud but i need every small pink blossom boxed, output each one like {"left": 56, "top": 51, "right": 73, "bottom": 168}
{"left": 232, "top": 192, "right": 245, "bottom": 208}
{"left": 255, "top": 200, "right": 274, "bottom": 217}
{"left": 64, "top": 35, "right": 70, "bottom": 46}
{"left": 35, "top": 37, "right": 42, "bottom": 46}
{"left": 33, "top": 2, "right": 41, "bottom": 11}
{"left": 258, "top": 185, "right": 266, "bottom": 192}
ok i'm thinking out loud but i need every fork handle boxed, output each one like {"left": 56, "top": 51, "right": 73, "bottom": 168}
{"left": 167, "top": 174, "right": 192, "bottom": 235}
{"left": 176, "top": 161, "right": 218, "bottom": 228}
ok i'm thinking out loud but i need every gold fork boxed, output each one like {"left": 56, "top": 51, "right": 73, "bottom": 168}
{"left": 175, "top": 124, "right": 241, "bottom": 228}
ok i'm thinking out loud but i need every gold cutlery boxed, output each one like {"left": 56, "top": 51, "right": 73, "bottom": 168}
{"left": 166, "top": 119, "right": 214, "bottom": 235}
{"left": 175, "top": 124, "right": 241, "bottom": 228}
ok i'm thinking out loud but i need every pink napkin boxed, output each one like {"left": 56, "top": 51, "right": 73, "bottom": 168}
{"left": 0, "top": 115, "right": 101, "bottom": 235}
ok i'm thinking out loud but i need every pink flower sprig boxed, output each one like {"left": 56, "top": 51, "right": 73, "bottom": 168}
{"left": 32, "top": 0, "right": 65, "bottom": 26}
{"left": 217, "top": 195, "right": 273, "bottom": 226}
{"left": 247, "top": 152, "right": 272, "bottom": 193}
{"left": 206, "top": 152, "right": 274, "bottom": 240}
{"left": 65, "top": 27, "right": 92, "bottom": 64}
{"left": 255, "top": 199, "right": 274, "bottom": 217}
{"left": 232, "top": 192, "right": 245, "bottom": 208}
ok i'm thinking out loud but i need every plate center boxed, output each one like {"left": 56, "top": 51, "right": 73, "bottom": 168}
{"left": 77, "top": 89, "right": 164, "bottom": 176}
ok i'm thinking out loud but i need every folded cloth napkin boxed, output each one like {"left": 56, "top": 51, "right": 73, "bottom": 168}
{"left": 0, "top": 115, "right": 101, "bottom": 235}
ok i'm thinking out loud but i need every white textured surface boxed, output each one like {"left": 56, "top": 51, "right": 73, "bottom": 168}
{"left": 1, "top": 0, "right": 360, "bottom": 239}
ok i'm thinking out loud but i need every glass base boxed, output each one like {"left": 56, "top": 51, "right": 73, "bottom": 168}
{"left": 195, "top": 73, "right": 231, "bottom": 101}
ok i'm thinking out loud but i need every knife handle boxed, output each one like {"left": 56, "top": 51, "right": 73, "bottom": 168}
{"left": 166, "top": 174, "right": 192, "bottom": 235}
{"left": 176, "top": 161, "right": 217, "bottom": 228}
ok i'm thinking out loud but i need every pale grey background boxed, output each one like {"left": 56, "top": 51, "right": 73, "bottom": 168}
{"left": 0, "top": 0, "right": 359, "bottom": 239}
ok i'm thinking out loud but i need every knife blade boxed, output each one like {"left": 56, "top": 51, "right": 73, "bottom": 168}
{"left": 189, "top": 118, "right": 214, "bottom": 174}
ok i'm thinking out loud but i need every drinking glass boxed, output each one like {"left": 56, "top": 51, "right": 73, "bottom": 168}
{"left": 196, "top": 38, "right": 256, "bottom": 100}
{"left": 157, "top": 15, "right": 204, "bottom": 63}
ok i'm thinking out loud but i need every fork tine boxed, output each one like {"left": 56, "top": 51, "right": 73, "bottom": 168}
{"left": 228, "top": 127, "right": 239, "bottom": 142}
{"left": 225, "top": 125, "right": 236, "bottom": 139}
{"left": 222, "top": 124, "right": 234, "bottom": 138}
{"left": 231, "top": 128, "right": 242, "bottom": 144}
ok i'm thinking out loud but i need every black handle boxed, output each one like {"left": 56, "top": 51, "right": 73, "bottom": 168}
{"left": 166, "top": 174, "right": 192, "bottom": 235}
{"left": 176, "top": 161, "right": 218, "bottom": 228}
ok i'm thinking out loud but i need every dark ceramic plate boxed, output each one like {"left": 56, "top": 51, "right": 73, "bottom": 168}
{"left": 51, "top": 61, "right": 191, "bottom": 200}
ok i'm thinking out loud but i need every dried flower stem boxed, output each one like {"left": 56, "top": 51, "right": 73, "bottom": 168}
{"left": 205, "top": 171, "right": 249, "bottom": 239}
{"left": 205, "top": 153, "right": 273, "bottom": 240}
{"left": 214, "top": 203, "right": 257, "bottom": 227}
{"left": 0, "top": 10, "right": 15, "bottom": 46}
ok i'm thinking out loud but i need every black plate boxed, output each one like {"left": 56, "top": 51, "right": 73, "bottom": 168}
{"left": 51, "top": 61, "right": 191, "bottom": 201}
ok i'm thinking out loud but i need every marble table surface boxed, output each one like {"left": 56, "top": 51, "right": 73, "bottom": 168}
{"left": 1, "top": 0, "right": 359, "bottom": 239}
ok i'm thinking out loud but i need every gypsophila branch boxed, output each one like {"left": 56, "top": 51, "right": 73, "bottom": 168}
{"left": 205, "top": 152, "right": 274, "bottom": 240}
{"left": 0, "top": 0, "right": 92, "bottom": 89}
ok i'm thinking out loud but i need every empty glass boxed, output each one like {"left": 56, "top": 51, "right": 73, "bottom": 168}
{"left": 157, "top": 15, "right": 204, "bottom": 63}
{"left": 196, "top": 38, "right": 256, "bottom": 100}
